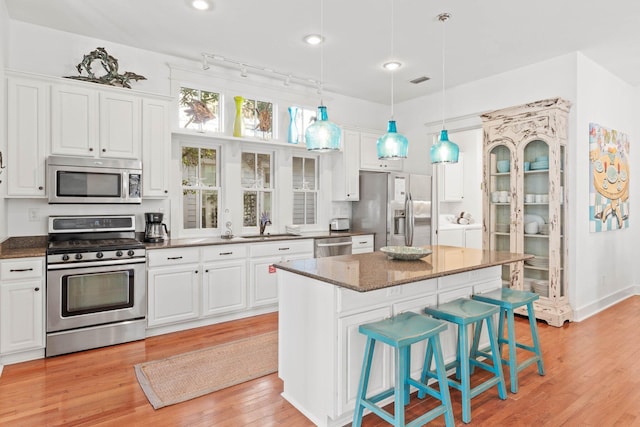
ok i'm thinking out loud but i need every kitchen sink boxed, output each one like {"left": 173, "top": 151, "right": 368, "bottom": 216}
{"left": 240, "top": 233, "right": 299, "bottom": 239}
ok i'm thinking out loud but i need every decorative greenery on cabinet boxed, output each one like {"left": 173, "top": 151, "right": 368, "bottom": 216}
{"left": 481, "top": 97, "right": 573, "bottom": 327}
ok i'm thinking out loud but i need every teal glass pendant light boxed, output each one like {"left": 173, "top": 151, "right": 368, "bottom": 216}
{"left": 430, "top": 12, "right": 459, "bottom": 164}
{"left": 377, "top": 0, "right": 408, "bottom": 160}
{"left": 306, "top": 105, "right": 341, "bottom": 151}
{"left": 305, "top": 0, "right": 341, "bottom": 152}
{"left": 378, "top": 120, "right": 408, "bottom": 159}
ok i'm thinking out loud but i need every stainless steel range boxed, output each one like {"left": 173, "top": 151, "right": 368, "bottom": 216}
{"left": 46, "top": 215, "right": 146, "bottom": 357}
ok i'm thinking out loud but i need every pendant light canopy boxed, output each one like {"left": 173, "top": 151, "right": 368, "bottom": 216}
{"left": 377, "top": 0, "right": 408, "bottom": 160}
{"left": 430, "top": 12, "right": 459, "bottom": 164}
{"left": 305, "top": 0, "right": 341, "bottom": 152}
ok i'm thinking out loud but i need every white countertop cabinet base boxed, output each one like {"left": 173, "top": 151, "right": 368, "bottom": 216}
{"left": 277, "top": 266, "right": 500, "bottom": 426}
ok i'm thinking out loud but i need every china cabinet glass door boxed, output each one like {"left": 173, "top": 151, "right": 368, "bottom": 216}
{"left": 487, "top": 144, "right": 513, "bottom": 285}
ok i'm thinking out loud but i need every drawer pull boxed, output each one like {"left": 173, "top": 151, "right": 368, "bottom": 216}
{"left": 219, "top": 252, "right": 233, "bottom": 255}
{"left": 167, "top": 256, "right": 183, "bottom": 260}
{"left": 34, "top": 287, "right": 40, "bottom": 292}
{"left": 10, "top": 268, "right": 34, "bottom": 272}
{"left": 278, "top": 247, "right": 290, "bottom": 251}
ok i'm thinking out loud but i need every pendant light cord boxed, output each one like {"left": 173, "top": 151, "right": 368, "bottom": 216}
{"left": 390, "top": 0, "right": 395, "bottom": 119}
{"left": 439, "top": 13, "right": 450, "bottom": 131}
{"left": 319, "top": 0, "right": 325, "bottom": 104}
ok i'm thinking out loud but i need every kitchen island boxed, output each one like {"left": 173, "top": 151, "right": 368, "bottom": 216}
{"left": 275, "top": 245, "right": 531, "bottom": 427}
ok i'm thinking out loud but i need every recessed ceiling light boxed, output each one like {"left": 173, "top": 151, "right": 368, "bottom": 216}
{"left": 383, "top": 61, "right": 402, "bottom": 71}
{"left": 191, "top": 0, "right": 212, "bottom": 11}
{"left": 303, "top": 34, "right": 324, "bottom": 45}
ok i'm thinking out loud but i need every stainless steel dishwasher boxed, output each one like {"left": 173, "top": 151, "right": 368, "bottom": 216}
{"left": 314, "top": 236, "right": 353, "bottom": 257}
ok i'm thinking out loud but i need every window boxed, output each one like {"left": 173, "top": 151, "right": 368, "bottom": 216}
{"left": 241, "top": 151, "right": 273, "bottom": 227}
{"left": 241, "top": 98, "right": 273, "bottom": 139}
{"left": 181, "top": 146, "right": 220, "bottom": 230}
{"left": 179, "top": 87, "right": 221, "bottom": 133}
{"left": 292, "top": 156, "right": 317, "bottom": 225}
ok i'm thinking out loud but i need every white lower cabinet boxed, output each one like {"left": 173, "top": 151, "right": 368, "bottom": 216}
{"left": 147, "top": 247, "right": 200, "bottom": 327}
{"left": 337, "top": 306, "right": 392, "bottom": 415}
{"left": 249, "top": 239, "right": 313, "bottom": 307}
{"left": 277, "top": 266, "right": 502, "bottom": 426}
{"left": 147, "top": 264, "right": 200, "bottom": 327}
{"left": 0, "top": 258, "right": 45, "bottom": 358}
{"left": 438, "top": 227, "right": 482, "bottom": 249}
{"left": 351, "top": 234, "right": 374, "bottom": 254}
{"left": 201, "top": 245, "right": 247, "bottom": 316}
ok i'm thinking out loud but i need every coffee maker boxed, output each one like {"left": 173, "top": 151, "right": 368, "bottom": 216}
{"left": 144, "top": 212, "right": 168, "bottom": 242}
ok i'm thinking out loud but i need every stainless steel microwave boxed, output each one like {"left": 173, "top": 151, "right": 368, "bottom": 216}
{"left": 47, "top": 156, "right": 142, "bottom": 204}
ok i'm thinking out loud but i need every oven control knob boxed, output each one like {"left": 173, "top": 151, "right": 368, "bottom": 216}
{"left": 75, "top": 253, "right": 83, "bottom": 260}
{"left": 127, "top": 249, "right": 135, "bottom": 257}
{"left": 96, "top": 252, "right": 104, "bottom": 259}
{"left": 62, "top": 254, "right": 70, "bottom": 261}
{"left": 116, "top": 250, "right": 123, "bottom": 257}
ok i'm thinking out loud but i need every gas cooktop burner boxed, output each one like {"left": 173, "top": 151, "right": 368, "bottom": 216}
{"left": 48, "top": 238, "right": 144, "bottom": 252}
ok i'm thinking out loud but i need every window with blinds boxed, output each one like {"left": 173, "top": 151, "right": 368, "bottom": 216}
{"left": 292, "top": 156, "right": 318, "bottom": 225}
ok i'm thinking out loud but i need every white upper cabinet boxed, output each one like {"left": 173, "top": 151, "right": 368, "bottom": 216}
{"left": 50, "top": 84, "right": 99, "bottom": 157}
{"left": 5, "top": 72, "right": 171, "bottom": 198}
{"left": 51, "top": 85, "right": 141, "bottom": 159}
{"left": 332, "top": 129, "right": 361, "bottom": 201}
{"left": 6, "top": 77, "right": 48, "bottom": 197}
{"left": 142, "top": 98, "right": 171, "bottom": 197}
{"left": 99, "top": 92, "right": 141, "bottom": 159}
{"left": 438, "top": 152, "right": 464, "bottom": 202}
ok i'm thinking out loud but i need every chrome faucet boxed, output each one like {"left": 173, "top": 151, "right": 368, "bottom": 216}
{"left": 259, "top": 212, "right": 272, "bottom": 236}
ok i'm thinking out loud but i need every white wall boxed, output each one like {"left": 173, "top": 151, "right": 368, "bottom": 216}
{"left": 4, "top": 21, "right": 388, "bottom": 237}
{"left": 571, "top": 53, "right": 638, "bottom": 319}
{"left": 0, "top": 0, "right": 8, "bottom": 240}
{"left": 397, "top": 52, "right": 639, "bottom": 320}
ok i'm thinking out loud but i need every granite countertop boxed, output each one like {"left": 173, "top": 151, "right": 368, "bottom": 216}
{"left": 0, "top": 231, "right": 371, "bottom": 258}
{"left": 275, "top": 245, "right": 532, "bottom": 292}
{"left": 0, "top": 236, "right": 48, "bottom": 259}
{"left": 144, "top": 231, "right": 370, "bottom": 250}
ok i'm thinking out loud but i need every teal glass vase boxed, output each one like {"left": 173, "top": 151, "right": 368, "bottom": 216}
{"left": 288, "top": 106, "right": 299, "bottom": 144}
{"left": 377, "top": 120, "right": 408, "bottom": 160}
{"left": 305, "top": 106, "right": 341, "bottom": 152}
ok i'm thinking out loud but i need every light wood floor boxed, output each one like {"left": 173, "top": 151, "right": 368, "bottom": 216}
{"left": 1, "top": 296, "right": 639, "bottom": 426}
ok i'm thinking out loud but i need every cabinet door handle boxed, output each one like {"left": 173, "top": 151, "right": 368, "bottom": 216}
{"left": 89, "top": 148, "right": 94, "bottom": 152}
{"left": 102, "top": 148, "right": 106, "bottom": 152}
{"left": 10, "top": 268, "right": 34, "bottom": 272}
{"left": 34, "top": 287, "right": 40, "bottom": 292}
{"left": 164, "top": 190, "right": 168, "bottom": 194}
{"left": 195, "top": 270, "right": 198, "bottom": 274}
{"left": 167, "top": 256, "right": 183, "bottom": 260}
{"left": 219, "top": 252, "right": 233, "bottom": 255}
{"left": 278, "top": 247, "right": 290, "bottom": 251}
{"left": 38, "top": 186, "right": 44, "bottom": 190}
{"left": 205, "top": 269, "right": 209, "bottom": 273}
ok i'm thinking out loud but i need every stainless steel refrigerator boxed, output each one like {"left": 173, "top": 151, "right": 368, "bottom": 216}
{"left": 351, "top": 171, "right": 432, "bottom": 251}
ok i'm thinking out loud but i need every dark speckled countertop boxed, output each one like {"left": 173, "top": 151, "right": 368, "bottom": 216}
{"left": 144, "top": 231, "right": 369, "bottom": 250}
{"left": 0, "top": 236, "right": 48, "bottom": 259}
{"left": 275, "top": 246, "right": 532, "bottom": 292}
{"left": 0, "top": 231, "right": 371, "bottom": 259}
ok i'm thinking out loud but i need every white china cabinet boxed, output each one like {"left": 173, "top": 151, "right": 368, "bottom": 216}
{"left": 481, "top": 97, "right": 573, "bottom": 326}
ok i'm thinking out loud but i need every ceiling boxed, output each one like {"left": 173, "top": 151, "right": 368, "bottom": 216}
{"left": 5, "top": 0, "right": 640, "bottom": 104}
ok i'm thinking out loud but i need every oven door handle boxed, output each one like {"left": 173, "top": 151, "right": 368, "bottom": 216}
{"left": 47, "top": 258, "right": 146, "bottom": 270}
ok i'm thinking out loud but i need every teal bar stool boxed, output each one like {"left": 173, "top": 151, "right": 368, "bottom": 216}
{"left": 420, "top": 298, "right": 507, "bottom": 424}
{"left": 471, "top": 288, "right": 544, "bottom": 393}
{"left": 352, "top": 311, "right": 454, "bottom": 427}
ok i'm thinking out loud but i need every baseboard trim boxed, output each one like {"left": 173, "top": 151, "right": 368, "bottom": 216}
{"left": 573, "top": 286, "right": 639, "bottom": 321}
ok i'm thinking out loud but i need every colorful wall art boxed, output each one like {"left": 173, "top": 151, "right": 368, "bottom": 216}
{"left": 589, "top": 123, "right": 629, "bottom": 232}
